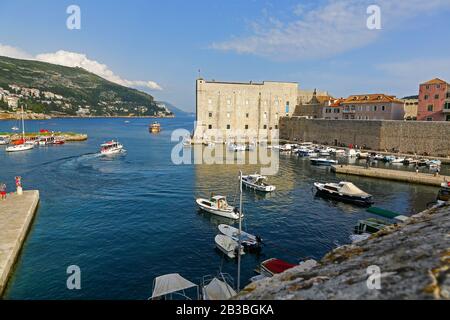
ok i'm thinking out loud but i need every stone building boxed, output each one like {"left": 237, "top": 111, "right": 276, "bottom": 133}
{"left": 341, "top": 94, "right": 405, "bottom": 120}
{"left": 193, "top": 79, "right": 299, "bottom": 142}
{"left": 417, "top": 78, "right": 450, "bottom": 121}
{"left": 293, "top": 89, "right": 334, "bottom": 119}
{"left": 401, "top": 96, "right": 419, "bottom": 120}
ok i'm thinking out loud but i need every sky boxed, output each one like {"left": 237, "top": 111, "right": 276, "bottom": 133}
{"left": 1, "top": 0, "right": 450, "bottom": 112}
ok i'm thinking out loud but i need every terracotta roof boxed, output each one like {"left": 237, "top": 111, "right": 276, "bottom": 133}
{"left": 343, "top": 94, "right": 403, "bottom": 104}
{"left": 422, "top": 78, "right": 448, "bottom": 85}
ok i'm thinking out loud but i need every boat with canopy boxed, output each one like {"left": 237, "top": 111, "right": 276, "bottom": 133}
{"left": 149, "top": 273, "right": 198, "bottom": 300}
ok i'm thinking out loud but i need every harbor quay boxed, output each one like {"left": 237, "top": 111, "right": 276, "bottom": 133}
{"left": 0, "top": 190, "right": 40, "bottom": 296}
{"left": 332, "top": 165, "right": 449, "bottom": 187}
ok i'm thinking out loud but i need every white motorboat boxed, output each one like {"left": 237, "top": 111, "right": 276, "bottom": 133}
{"left": 297, "top": 149, "right": 318, "bottom": 157}
{"left": 39, "top": 135, "right": 55, "bottom": 146}
{"left": 214, "top": 234, "right": 245, "bottom": 259}
{"left": 314, "top": 181, "right": 374, "bottom": 206}
{"left": 241, "top": 174, "right": 276, "bottom": 192}
{"left": 310, "top": 158, "right": 338, "bottom": 166}
{"left": 346, "top": 149, "right": 357, "bottom": 158}
{"left": 357, "top": 152, "right": 369, "bottom": 159}
{"left": 218, "top": 224, "right": 262, "bottom": 252}
{"left": 391, "top": 157, "right": 405, "bottom": 164}
{"left": 100, "top": 140, "right": 125, "bottom": 155}
{"left": 0, "top": 136, "right": 10, "bottom": 145}
{"left": 373, "top": 154, "right": 384, "bottom": 161}
{"left": 196, "top": 195, "right": 241, "bottom": 219}
{"left": 202, "top": 274, "right": 236, "bottom": 300}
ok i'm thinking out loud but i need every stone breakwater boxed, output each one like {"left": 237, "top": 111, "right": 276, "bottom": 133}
{"left": 4, "top": 132, "right": 88, "bottom": 142}
{"left": 237, "top": 204, "right": 450, "bottom": 300}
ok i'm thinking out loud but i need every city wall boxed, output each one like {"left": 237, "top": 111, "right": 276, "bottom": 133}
{"left": 280, "top": 117, "right": 450, "bottom": 157}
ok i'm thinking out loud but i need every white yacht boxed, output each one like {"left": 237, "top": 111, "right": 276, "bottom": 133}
{"left": 100, "top": 140, "right": 125, "bottom": 155}
{"left": 5, "top": 105, "right": 34, "bottom": 153}
{"left": 196, "top": 195, "right": 241, "bottom": 220}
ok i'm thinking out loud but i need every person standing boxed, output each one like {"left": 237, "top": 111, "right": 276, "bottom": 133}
{"left": 0, "top": 182, "right": 6, "bottom": 200}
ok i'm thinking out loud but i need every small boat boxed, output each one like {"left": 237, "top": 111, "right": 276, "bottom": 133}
{"left": 229, "top": 144, "right": 245, "bottom": 152}
{"left": 11, "top": 126, "right": 19, "bottom": 131}
{"left": 297, "top": 149, "right": 318, "bottom": 157}
{"left": 214, "top": 234, "right": 245, "bottom": 259}
{"left": 403, "top": 158, "right": 418, "bottom": 166}
{"left": 373, "top": 154, "right": 384, "bottom": 161}
{"left": 279, "top": 144, "right": 294, "bottom": 152}
{"left": 241, "top": 174, "right": 276, "bottom": 192}
{"left": 391, "top": 157, "right": 405, "bottom": 164}
{"left": 150, "top": 273, "right": 198, "bottom": 300}
{"left": 383, "top": 155, "right": 395, "bottom": 162}
{"left": 39, "top": 135, "right": 55, "bottom": 146}
{"left": 346, "top": 149, "right": 358, "bottom": 158}
{"left": 427, "top": 159, "right": 442, "bottom": 167}
{"left": 354, "top": 218, "right": 390, "bottom": 234}
{"left": 249, "top": 274, "right": 268, "bottom": 283}
{"left": 437, "top": 182, "right": 450, "bottom": 204}
{"left": 6, "top": 143, "right": 34, "bottom": 152}
{"left": 196, "top": 195, "right": 241, "bottom": 220}
{"left": 417, "top": 159, "right": 429, "bottom": 167}
{"left": 53, "top": 137, "right": 65, "bottom": 145}
{"left": 333, "top": 149, "right": 346, "bottom": 156}
{"left": 202, "top": 274, "right": 236, "bottom": 300}
{"left": 218, "top": 224, "right": 262, "bottom": 252}
{"left": 149, "top": 121, "right": 161, "bottom": 133}
{"left": 0, "top": 136, "right": 10, "bottom": 145}
{"left": 314, "top": 181, "right": 374, "bottom": 206}
{"left": 259, "top": 258, "right": 297, "bottom": 277}
{"left": 357, "top": 152, "right": 370, "bottom": 159}
{"left": 310, "top": 158, "right": 338, "bottom": 166}
{"left": 319, "top": 150, "right": 331, "bottom": 156}
{"left": 100, "top": 140, "right": 125, "bottom": 155}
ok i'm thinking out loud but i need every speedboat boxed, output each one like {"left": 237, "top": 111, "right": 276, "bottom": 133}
{"left": 404, "top": 158, "right": 418, "bottom": 166}
{"left": 218, "top": 224, "right": 262, "bottom": 252}
{"left": 0, "top": 136, "right": 10, "bottom": 145}
{"left": 428, "top": 159, "right": 442, "bottom": 167}
{"left": 310, "top": 158, "right": 338, "bottom": 166}
{"left": 214, "top": 234, "right": 245, "bottom": 259}
{"left": 259, "top": 258, "right": 297, "bottom": 277}
{"left": 314, "top": 181, "right": 374, "bottom": 206}
{"left": 202, "top": 274, "right": 236, "bottom": 300}
{"left": 241, "top": 174, "right": 276, "bottom": 192}
{"left": 100, "top": 140, "right": 125, "bottom": 155}
{"left": 196, "top": 195, "right": 241, "bottom": 220}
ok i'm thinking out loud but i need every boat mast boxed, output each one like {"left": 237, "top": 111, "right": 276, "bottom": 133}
{"left": 21, "top": 104, "right": 25, "bottom": 141}
{"left": 237, "top": 170, "right": 242, "bottom": 292}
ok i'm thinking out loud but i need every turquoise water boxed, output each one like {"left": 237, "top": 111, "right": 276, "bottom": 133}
{"left": 0, "top": 117, "right": 441, "bottom": 299}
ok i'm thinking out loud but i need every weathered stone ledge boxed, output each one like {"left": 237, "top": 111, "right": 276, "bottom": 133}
{"left": 237, "top": 203, "right": 450, "bottom": 300}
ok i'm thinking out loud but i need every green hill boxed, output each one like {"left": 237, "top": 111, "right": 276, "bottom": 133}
{"left": 0, "top": 55, "right": 172, "bottom": 117}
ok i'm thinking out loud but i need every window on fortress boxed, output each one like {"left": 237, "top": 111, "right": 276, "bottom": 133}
{"left": 209, "top": 112, "right": 212, "bottom": 118}
{"left": 227, "top": 125, "right": 231, "bottom": 129}
{"left": 275, "top": 125, "right": 278, "bottom": 129}
{"left": 208, "top": 125, "right": 212, "bottom": 129}
{"left": 427, "top": 117, "right": 432, "bottom": 121}
{"left": 374, "top": 106, "right": 377, "bottom": 111}
{"left": 424, "top": 95, "right": 429, "bottom": 100}
{"left": 434, "top": 94, "right": 439, "bottom": 99}
{"left": 246, "top": 113, "right": 249, "bottom": 118}
{"left": 245, "top": 100, "right": 249, "bottom": 105}
{"left": 227, "top": 113, "right": 230, "bottom": 118}
{"left": 382, "top": 106, "right": 386, "bottom": 111}
{"left": 263, "top": 125, "right": 267, "bottom": 129}
{"left": 245, "top": 125, "right": 248, "bottom": 129}
{"left": 428, "top": 105, "right": 433, "bottom": 112}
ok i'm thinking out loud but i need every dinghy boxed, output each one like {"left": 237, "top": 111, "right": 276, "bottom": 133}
{"left": 196, "top": 195, "right": 241, "bottom": 220}
{"left": 218, "top": 224, "right": 262, "bottom": 252}
{"left": 241, "top": 174, "right": 276, "bottom": 192}
{"left": 314, "top": 181, "right": 373, "bottom": 206}
{"left": 214, "top": 234, "right": 245, "bottom": 259}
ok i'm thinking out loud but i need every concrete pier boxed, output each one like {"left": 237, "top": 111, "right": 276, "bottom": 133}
{"left": 0, "top": 190, "right": 39, "bottom": 296}
{"left": 332, "top": 165, "right": 449, "bottom": 187}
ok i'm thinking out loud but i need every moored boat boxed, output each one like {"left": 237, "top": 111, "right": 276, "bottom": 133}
{"left": 241, "top": 174, "right": 276, "bottom": 192}
{"left": 0, "top": 136, "right": 10, "bottom": 145}
{"left": 214, "top": 234, "right": 245, "bottom": 259}
{"left": 5, "top": 105, "right": 34, "bottom": 153}
{"left": 259, "top": 258, "right": 296, "bottom": 277}
{"left": 202, "top": 274, "right": 236, "bottom": 300}
{"left": 218, "top": 224, "right": 262, "bottom": 252}
{"left": 149, "top": 121, "right": 161, "bottom": 133}
{"left": 196, "top": 195, "right": 241, "bottom": 220}
{"left": 314, "top": 181, "right": 374, "bottom": 206}
{"left": 310, "top": 158, "right": 338, "bottom": 166}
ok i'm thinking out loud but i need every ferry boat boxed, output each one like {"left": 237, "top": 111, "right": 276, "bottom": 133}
{"left": 149, "top": 121, "right": 161, "bottom": 133}
{"left": 100, "top": 140, "right": 125, "bottom": 155}
{"left": 241, "top": 174, "right": 276, "bottom": 192}
{"left": 314, "top": 181, "right": 374, "bottom": 206}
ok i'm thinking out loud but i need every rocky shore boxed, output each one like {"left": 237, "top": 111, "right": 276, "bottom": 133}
{"left": 237, "top": 204, "right": 450, "bottom": 300}
{"left": 0, "top": 112, "right": 51, "bottom": 120}
{"left": 3, "top": 132, "right": 88, "bottom": 142}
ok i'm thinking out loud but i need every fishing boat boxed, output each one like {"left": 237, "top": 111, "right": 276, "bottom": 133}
{"left": 202, "top": 274, "right": 236, "bottom": 300}
{"left": 214, "top": 234, "right": 245, "bottom": 259}
{"left": 5, "top": 105, "right": 34, "bottom": 153}
{"left": 259, "top": 258, "right": 297, "bottom": 277}
{"left": 241, "top": 174, "right": 276, "bottom": 192}
{"left": 149, "top": 121, "right": 161, "bottom": 133}
{"left": 196, "top": 195, "right": 241, "bottom": 219}
{"left": 39, "top": 135, "right": 55, "bottom": 146}
{"left": 314, "top": 181, "right": 374, "bottom": 206}
{"left": 149, "top": 273, "right": 198, "bottom": 300}
{"left": 310, "top": 158, "right": 338, "bottom": 166}
{"left": 218, "top": 224, "right": 262, "bottom": 252}
{"left": 100, "top": 140, "right": 125, "bottom": 155}
{"left": 427, "top": 159, "right": 442, "bottom": 167}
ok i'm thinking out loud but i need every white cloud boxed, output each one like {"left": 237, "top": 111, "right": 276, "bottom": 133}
{"left": 0, "top": 44, "right": 162, "bottom": 91}
{"left": 211, "top": 0, "right": 450, "bottom": 61}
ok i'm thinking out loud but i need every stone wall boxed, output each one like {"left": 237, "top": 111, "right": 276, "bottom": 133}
{"left": 280, "top": 117, "right": 450, "bottom": 157}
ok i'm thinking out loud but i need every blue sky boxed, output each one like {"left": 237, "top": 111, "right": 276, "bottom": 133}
{"left": 1, "top": 0, "right": 450, "bottom": 111}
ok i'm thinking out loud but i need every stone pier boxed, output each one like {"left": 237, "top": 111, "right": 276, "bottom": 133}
{"left": 0, "top": 190, "right": 39, "bottom": 296}
{"left": 332, "top": 165, "right": 449, "bottom": 187}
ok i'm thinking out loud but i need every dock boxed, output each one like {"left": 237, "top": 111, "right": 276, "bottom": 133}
{"left": 332, "top": 165, "right": 449, "bottom": 187}
{"left": 0, "top": 190, "right": 39, "bottom": 296}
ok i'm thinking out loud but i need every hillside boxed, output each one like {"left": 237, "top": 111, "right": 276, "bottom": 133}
{"left": 0, "top": 55, "right": 172, "bottom": 117}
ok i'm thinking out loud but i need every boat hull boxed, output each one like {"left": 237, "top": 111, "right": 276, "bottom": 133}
{"left": 315, "top": 188, "right": 373, "bottom": 206}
